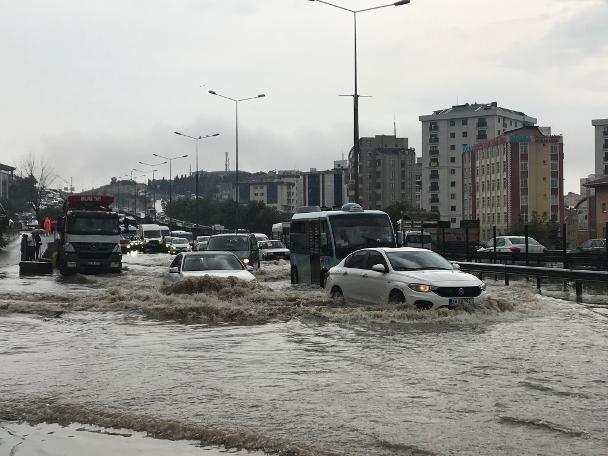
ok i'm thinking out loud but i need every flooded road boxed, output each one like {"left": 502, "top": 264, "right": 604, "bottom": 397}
{"left": 1, "top": 238, "right": 607, "bottom": 455}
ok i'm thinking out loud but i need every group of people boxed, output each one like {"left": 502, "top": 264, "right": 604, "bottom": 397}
{"left": 20, "top": 233, "right": 43, "bottom": 261}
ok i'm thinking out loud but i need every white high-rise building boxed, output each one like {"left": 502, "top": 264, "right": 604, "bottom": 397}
{"left": 419, "top": 102, "right": 536, "bottom": 227}
{"left": 592, "top": 119, "right": 608, "bottom": 176}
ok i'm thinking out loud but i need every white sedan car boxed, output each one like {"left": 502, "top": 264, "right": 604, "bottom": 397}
{"left": 477, "top": 236, "right": 546, "bottom": 254}
{"left": 169, "top": 252, "right": 256, "bottom": 282}
{"left": 326, "top": 247, "right": 485, "bottom": 310}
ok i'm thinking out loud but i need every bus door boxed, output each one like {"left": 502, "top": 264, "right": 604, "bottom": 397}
{"left": 308, "top": 220, "right": 321, "bottom": 285}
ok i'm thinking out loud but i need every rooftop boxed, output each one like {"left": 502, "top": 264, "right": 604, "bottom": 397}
{"left": 584, "top": 175, "right": 608, "bottom": 188}
{"left": 0, "top": 163, "right": 16, "bottom": 173}
{"left": 592, "top": 119, "right": 608, "bottom": 126}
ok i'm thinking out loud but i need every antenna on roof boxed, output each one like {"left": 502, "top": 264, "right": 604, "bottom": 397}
{"left": 393, "top": 113, "right": 397, "bottom": 137}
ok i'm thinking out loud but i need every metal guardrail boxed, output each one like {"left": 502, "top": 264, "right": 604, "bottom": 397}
{"left": 456, "top": 262, "right": 608, "bottom": 302}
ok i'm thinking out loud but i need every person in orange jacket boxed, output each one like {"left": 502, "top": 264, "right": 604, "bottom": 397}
{"left": 44, "top": 216, "right": 52, "bottom": 237}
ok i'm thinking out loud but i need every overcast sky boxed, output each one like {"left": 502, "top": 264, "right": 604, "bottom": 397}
{"left": 1, "top": 0, "right": 607, "bottom": 193}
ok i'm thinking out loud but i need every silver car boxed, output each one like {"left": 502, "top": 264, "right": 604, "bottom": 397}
{"left": 478, "top": 236, "right": 546, "bottom": 254}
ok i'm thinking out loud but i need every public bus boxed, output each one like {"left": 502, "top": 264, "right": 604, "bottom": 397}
{"left": 290, "top": 203, "right": 396, "bottom": 287}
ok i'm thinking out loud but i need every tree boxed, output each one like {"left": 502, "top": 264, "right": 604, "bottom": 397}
{"left": 19, "top": 153, "right": 56, "bottom": 223}
{"left": 511, "top": 211, "right": 560, "bottom": 249}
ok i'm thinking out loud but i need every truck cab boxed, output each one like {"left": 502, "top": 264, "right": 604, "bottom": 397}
{"left": 58, "top": 195, "right": 122, "bottom": 275}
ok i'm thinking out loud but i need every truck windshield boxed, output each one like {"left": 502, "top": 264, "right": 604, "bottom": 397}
{"left": 68, "top": 215, "right": 119, "bottom": 235}
{"left": 329, "top": 214, "right": 395, "bottom": 260}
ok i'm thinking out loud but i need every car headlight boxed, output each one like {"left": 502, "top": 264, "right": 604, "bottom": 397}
{"left": 64, "top": 242, "right": 75, "bottom": 253}
{"left": 112, "top": 243, "right": 121, "bottom": 253}
{"left": 242, "top": 258, "right": 250, "bottom": 265}
{"left": 480, "top": 282, "right": 486, "bottom": 291}
{"left": 408, "top": 283, "right": 432, "bottom": 293}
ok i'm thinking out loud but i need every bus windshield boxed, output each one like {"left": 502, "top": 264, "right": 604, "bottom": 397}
{"left": 68, "top": 215, "right": 119, "bottom": 235}
{"left": 329, "top": 214, "right": 395, "bottom": 260}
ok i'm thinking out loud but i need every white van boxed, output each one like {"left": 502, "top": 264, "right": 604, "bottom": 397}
{"left": 397, "top": 231, "right": 433, "bottom": 249}
{"left": 137, "top": 223, "right": 163, "bottom": 252}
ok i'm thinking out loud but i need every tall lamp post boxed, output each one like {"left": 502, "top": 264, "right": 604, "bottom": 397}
{"left": 139, "top": 160, "right": 167, "bottom": 221}
{"left": 174, "top": 131, "right": 219, "bottom": 234}
{"left": 152, "top": 153, "right": 189, "bottom": 224}
{"left": 133, "top": 168, "right": 154, "bottom": 219}
{"left": 208, "top": 89, "right": 266, "bottom": 231}
{"left": 308, "top": 0, "right": 411, "bottom": 204}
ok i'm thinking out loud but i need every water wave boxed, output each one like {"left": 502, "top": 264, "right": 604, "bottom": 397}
{"left": 518, "top": 380, "right": 590, "bottom": 399}
{"left": 0, "top": 399, "right": 339, "bottom": 456}
{"left": 499, "top": 416, "right": 589, "bottom": 438}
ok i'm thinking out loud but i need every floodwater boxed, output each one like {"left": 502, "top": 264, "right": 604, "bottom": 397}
{"left": 1, "top": 236, "right": 607, "bottom": 456}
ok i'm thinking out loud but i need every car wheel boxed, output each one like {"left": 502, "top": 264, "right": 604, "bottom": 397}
{"left": 290, "top": 267, "right": 298, "bottom": 285}
{"left": 330, "top": 286, "right": 344, "bottom": 304}
{"left": 388, "top": 289, "right": 405, "bottom": 304}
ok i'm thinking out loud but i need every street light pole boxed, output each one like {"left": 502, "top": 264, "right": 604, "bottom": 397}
{"left": 208, "top": 90, "right": 265, "bottom": 231}
{"left": 153, "top": 153, "right": 189, "bottom": 225}
{"left": 308, "top": 0, "right": 410, "bottom": 204}
{"left": 139, "top": 161, "right": 167, "bottom": 221}
{"left": 174, "top": 131, "right": 219, "bottom": 235}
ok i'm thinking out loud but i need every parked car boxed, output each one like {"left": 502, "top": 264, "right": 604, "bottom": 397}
{"left": 169, "top": 237, "right": 191, "bottom": 255}
{"left": 477, "top": 236, "right": 546, "bottom": 253}
{"left": 194, "top": 235, "right": 210, "bottom": 251}
{"left": 573, "top": 239, "right": 606, "bottom": 254}
{"left": 206, "top": 233, "right": 260, "bottom": 269}
{"left": 258, "top": 239, "right": 290, "bottom": 260}
{"left": 326, "top": 247, "right": 485, "bottom": 310}
{"left": 168, "top": 251, "right": 255, "bottom": 281}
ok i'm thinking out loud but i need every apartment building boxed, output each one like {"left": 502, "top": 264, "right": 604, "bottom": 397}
{"left": 592, "top": 119, "right": 608, "bottom": 176}
{"left": 0, "top": 163, "right": 15, "bottom": 200}
{"left": 420, "top": 102, "right": 537, "bottom": 227}
{"left": 239, "top": 170, "right": 301, "bottom": 213}
{"left": 463, "top": 126, "right": 564, "bottom": 240}
{"left": 415, "top": 157, "right": 422, "bottom": 209}
{"left": 348, "top": 135, "right": 416, "bottom": 210}
{"left": 583, "top": 176, "right": 608, "bottom": 238}
{"left": 298, "top": 163, "right": 349, "bottom": 209}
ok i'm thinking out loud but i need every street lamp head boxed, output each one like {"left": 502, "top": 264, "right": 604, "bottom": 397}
{"left": 394, "top": 0, "right": 410, "bottom": 5}
{"left": 182, "top": 154, "right": 189, "bottom": 158}
{"left": 152, "top": 153, "right": 159, "bottom": 157}
{"left": 174, "top": 131, "right": 182, "bottom": 135}
{"left": 258, "top": 94, "right": 266, "bottom": 98}
{"left": 208, "top": 90, "right": 217, "bottom": 95}
{"left": 212, "top": 133, "right": 220, "bottom": 137}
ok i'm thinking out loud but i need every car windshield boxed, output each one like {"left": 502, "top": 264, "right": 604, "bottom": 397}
{"left": 182, "top": 254, "right": 244, "bottom": 271}
{"left": 260, "top": 240, "right": 285, "bottom": 249}
{"left": 329, "top": 214, "right": 395, "bottom": 260}
{"left": 207, "top": 236, "right": 249, "bottom": 251}
{"left": 386, "top": 250, "right": 453, "bottom": 271}
{"left": 144, "top": 230, "right": 161, "bottom": 238}
{"left": 172, "top": 238, "right": 188, "bottom": 245}
{"left": 68, "top": 215, "right": 119, "bottom": 235}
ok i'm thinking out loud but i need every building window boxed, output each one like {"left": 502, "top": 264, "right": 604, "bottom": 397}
{"left": 451, "top": 193, "right": 456, "bottom": 200}
{"left": 521, "top": 178, "right": 528, "bottom": 188}
{"left": 450, "top": 157, "right": 456, "bottom": 163}
{"left": 450, "top": 120, "right": 455, "bottom": 126}
{"left": 451, "top": 181, "right": 456, "bottom": 187}
{"left": 521, "top": 195, "right": 528, "bottom": 206}
{"left": 551, "top": 177, "right": 558, "bottom": 188}
{"left": 431, "top": 206, "right": 439, "bottom": 212}
{"left": 551, "top": 161, "right": 558, "bottom": 171}
{"left": 451, "top": 218, "right": 457, "bottom": 224}
{"left": 450, "top": 132, "right": 456, "bottom": 138}
{"left": 520, "top": 162, "right": 528, "bottom": 172}
{"left": 450, "top": 145, "right": 456, "bottom": 151}
{"left": 462, "top": 119, "right": 468, "bottom": 126}
{"left": 451, "top": 169, "right": 456, "bottom": 175}
{"left": 462, "top": 131, "right": 468, "bottom": 138}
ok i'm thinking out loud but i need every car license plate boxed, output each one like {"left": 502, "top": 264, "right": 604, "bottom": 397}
{"left": 449, "top": 298, "right": 474, "bottom": 306}
{"left": 87, "top": 261, "right": 101, "bottom": 266}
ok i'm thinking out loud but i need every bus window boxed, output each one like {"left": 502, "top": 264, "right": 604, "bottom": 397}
{"left": 329, "top": 214, "right": 394, "bottom": 260}
{"left": 320, "top": 221, "right": 332, "bottom": 256}
{"left": 290, "top": 221, "right": 307, "bottom": 254}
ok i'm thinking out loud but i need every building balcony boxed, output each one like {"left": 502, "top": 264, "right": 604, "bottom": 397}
{"left": 429, "top": 124, "right": 439, "bottom": 132}
{"left": 430, "top": 197, "right": 440, "bottom": 204}
{"left": 430, "top": 172, "right": 439, "bottom": 180}
{"left": 476, "top": 133, "right": 488, "bottom": 140}
{"left": 603, "top": 141, "right": 608, "bottom": 149}
{"left": 476, "top": 120, "right": 488, "bottom": 128}
{"left": 429, "top": 149, "right": 439, "bottom": 156}
{"left": 603, "top": 127, "right": 608, "bottom": 136}
{"left": 604, "top": 153, "right": 608, "bottom": 162}
{"left": 429, "top": 137, "right": 439, "bottom": 144}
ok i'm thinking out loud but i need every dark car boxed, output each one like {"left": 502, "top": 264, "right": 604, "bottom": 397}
{"left": 206, "top": 233, "right": 260, "bottom": 269}
{"left": 574, "top": 239, "right": 606, "bottom": 254}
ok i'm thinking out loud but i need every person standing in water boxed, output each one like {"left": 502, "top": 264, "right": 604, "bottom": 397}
{"left": 20, "top": 234, "right": 28, "bottom": 261}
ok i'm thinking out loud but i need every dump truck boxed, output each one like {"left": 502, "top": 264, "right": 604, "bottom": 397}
{"left": 57, "top": 195, "right": 122, "bottom": 275}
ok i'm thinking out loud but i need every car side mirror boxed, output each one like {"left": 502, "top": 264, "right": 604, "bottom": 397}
{"left": 371, "top": 264, "right": 387, "bottom": 273}
{"left": 451, "top": 262, "right": 461, "bottom": 270}
{"left": 246, "top": 265, "right": 254, "bottom": 272}
{"left": 169, "top": 267, "right": 180, "bottom": 273}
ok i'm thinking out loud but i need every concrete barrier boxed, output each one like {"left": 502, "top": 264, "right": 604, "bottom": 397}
{"left": 19, "top": 260, "right": 53, "bottom": 275}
